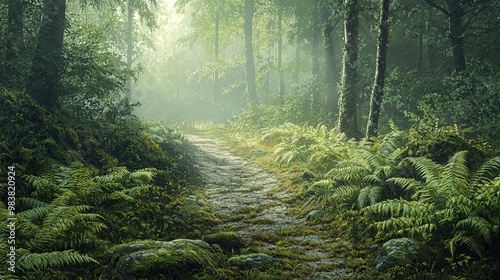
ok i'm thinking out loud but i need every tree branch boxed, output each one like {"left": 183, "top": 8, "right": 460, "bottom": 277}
{"left": 422, "top": 0, "right": 449, "bottom": 16}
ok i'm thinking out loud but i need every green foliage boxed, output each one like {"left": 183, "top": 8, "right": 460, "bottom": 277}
{"left": 231, "top": 97, "right": 321, "bottom": 131}
{"left": 364, "top": 152, "right": 500, "bottom": 258}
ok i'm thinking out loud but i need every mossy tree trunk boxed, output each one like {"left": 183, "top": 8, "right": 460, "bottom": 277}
{"left": 366, "top": 0, "right": 390, "bottom": 138}
{"left": 337, "top": 0, "right": 361, "bottom": 139}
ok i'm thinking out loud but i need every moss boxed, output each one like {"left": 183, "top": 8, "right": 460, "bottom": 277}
{"left": 113, "top": 239, "right": 216, "bottom": 278}
{"left": 202, "top": 232, "right": 245, "bottom": 250}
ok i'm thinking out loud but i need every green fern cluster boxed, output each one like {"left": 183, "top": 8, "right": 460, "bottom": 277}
{"left": 0, "top": 163, "right": 156, "bottom": 278}
{"left": 260, "top": 123, "right": 348, "bottom": 170}
{"left": 364, "top": 151, "right": 500, "bottom": 258}
{"left": 312, "top": 131, "right": 406, "bottom": 209}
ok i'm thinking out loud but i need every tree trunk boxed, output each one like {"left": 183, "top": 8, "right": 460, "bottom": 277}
{"left": 125, "top": 0, "right": 133, "bottom": 105}
{"left": 5, "top": 0, "right": 24, "bottom": 90}
{"left": 311, "top": 5, "right": 321, "bottom": 112}
{"left": 416, "top": 25, "right": 424, "bottom": 77}
{"left": 27, "top": 0, "right": 66, "bottom": 109}
{"left": 245, "top": 0, "right": 259, "bottom": 107}
{"left": 423, "top": 0, "right": 466, "bottom": 73}
{"left": 278, "top": 8, "right": 285, "bottom": 104}
{"left": 447, "top": 0, "right": 466, "bottom": 73}
{"left": 366, "top": 0, "right": 390, "bottom": 138}
{"left": 322, "top": 6, "right": 337, "bottom": 124}
{"left": 337, "top": 0, "right": 361, "bottom": 139}
{"left": 213, "top": 7, "right": 220, "bottom": 104}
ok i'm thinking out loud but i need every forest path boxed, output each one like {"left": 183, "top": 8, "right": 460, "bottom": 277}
{"left": 186, "top": 133, "right": 353, "bottom": 279}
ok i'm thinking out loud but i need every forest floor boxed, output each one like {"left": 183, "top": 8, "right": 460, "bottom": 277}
{"left": 186, "top": 133, "right": 356, "bottom": 279}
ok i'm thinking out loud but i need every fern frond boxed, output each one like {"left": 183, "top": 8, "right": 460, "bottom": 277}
{"left": 472, "top": 156, "right": 500, "bottom": 186}
{"left": 17, "top": 250, "right": 98, "bottom": 273}
{"left": 455, "top": 216, "right": 492, "bottom": 242}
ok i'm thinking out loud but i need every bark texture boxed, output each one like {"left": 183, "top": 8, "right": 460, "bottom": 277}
{"left": 366, "top": 0, "right": 390, "bottom": 138}
{"left": 337, "top": 0, "right": 361, "bottom": 139}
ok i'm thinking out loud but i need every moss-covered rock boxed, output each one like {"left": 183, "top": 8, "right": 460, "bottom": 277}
{"left": 202, "top": 232, "right": 245, "bottom": 250}
{"left": 228, "top": 253, "right": 279, "bottom": 270}
{"left": 109, "top": 239, "right": 215, "bottom": 278}
{"left": 375, "top": 238, "right": 426, "bottom": 271}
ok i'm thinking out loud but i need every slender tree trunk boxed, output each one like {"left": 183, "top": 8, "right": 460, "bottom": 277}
{"left": 447, "top": 0, "right": 466, "bottom": 73}
{"left": 416, "top": 25, "right": 424, "bottom": 77}
{"left": 213, "top": 7, "right": 220, "bottom": 104}
{"left": 322, "top": 6, "right": 337, "bottom": 123}
{"left": 366, "top": 0, "right": 390, "bottom": 138}
{"left": 125, "top": 0, "right": 133, "bottom": 105}
{"left": 311, "top": 5, "right": 321, "bottom": 112}
{"left": 338, "top": 0, "right": 361, "bottom": 139}
{"left": 426, "top": 9, "right": 438, "bottom": 71}
{"left": 277, "top": 8, "right": 285, "bottom": 104}
{"left": 27, "top": 0, "right": 66, "bottom": 109}
{"left": 6, "top": 0, "right": 24, "bottom": 90}
{"left": 245, "top": 0, "right": 259, "bottom": 107}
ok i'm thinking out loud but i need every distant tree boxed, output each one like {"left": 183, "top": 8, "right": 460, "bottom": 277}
{"left": 245, "top": 0, "right": 259, "bottom": 107}
{"left": 26, "top": 0, "right": 67, "bottom": 109}
{"left": 5, "top": 0, "right": 24, "bottom": 90}
{"left": 322, "top": 4, "right": 338, "bottom": 124}
{"left": 213, "top": 6, "right": 220, "bottom": 104}
{"left": 277, "top": 3, "right": 285, "bottom": 104}
{"left": 337, "top": 0, "right": 361, "bottom": 139}
{"left": 422, "top": 0, "right": 494, "bottom": 73}
{"left": 310, "top": 2, "right": 321, "bottom": 112}
{"left": 366, "top": 0, "right": 390, "bottom": 138}
{"left": 125, "top": 0, "right": 134, "bottom": 105}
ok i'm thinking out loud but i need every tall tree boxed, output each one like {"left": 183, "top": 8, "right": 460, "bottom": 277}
{"left": 125, "top": 0, "right": 134, "bottom": 105}
{"left": 5, "top": 0, "right": 24, "bottom": 90}
{"left": 277, "top": 6, "right": 285, "bottom": 104}
{"left": 245, "top": 0, "right": 259, "bottom": 107}
{"left": 310, "top": 3, "right": 321, "bottom": 112}
{"left": 26, "top": 0, "right": 67, "bottom": 109}
{"left": 213, "top": 7, "right": 220, "bottom": 104}
{"left": 366, "top": 0, "right": 390, "bottom": 138}
{"left": 422, "top": 0, "right": 465, "bottom": 73}
{"left": 322, "top": 5, "right": 337, "bottom": 123}
{"left": 337, "top": 0, "right": 361, "bottom": 138}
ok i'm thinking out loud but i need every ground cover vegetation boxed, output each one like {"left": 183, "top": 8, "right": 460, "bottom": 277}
{"left": 212, "top": 107, "right": 500, "bottom": 278}
{"left": 1, "top": 0, "right": 499, "bottom": 278}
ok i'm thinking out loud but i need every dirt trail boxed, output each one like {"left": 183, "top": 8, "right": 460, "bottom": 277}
{"left": 187, "top": 134, "right": 353, "bottom": 279}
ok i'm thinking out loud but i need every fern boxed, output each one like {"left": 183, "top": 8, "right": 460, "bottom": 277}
{"left": 17, "top": 250, "right": 98, "bottom": 274}
{"left": 366, "top": 152, "right": 500, "bottom": 258}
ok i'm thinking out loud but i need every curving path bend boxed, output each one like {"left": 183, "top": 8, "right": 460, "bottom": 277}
{"left": 186, "top": 134, "right": 353, "bottom": 279}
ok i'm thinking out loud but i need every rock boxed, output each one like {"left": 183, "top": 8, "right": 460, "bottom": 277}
{"left": 375, "top": 238, "right": 423, "bottom": 271}
{"left": 202, "top": 232, "right": 245, "bottom": 250}
{"left": 305, "top": 209, "right": 326, "bottom": 221}
{"left": 186, "top": 195, "right": 207, "bottom": 207}
{"left": 228, "top": 253, "right": 279, "bottom": 270}
{"left": 109, "top": 239, "right": 215, "bottom": 278}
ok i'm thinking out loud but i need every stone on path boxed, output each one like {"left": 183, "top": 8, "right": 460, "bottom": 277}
{"left": 109, "top": 239, "right": 215, "bottom": 279}
{"left": 228, "top": 253, "right": 280, "bottom": 270}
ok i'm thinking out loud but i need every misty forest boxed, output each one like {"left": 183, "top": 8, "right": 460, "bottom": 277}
{"left": 1, "top": 0, "right": 500, "bottom": 279}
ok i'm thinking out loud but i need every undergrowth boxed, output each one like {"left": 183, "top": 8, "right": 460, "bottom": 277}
{"left": 202, "top": 106, "right": 500, "bottom": 279}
